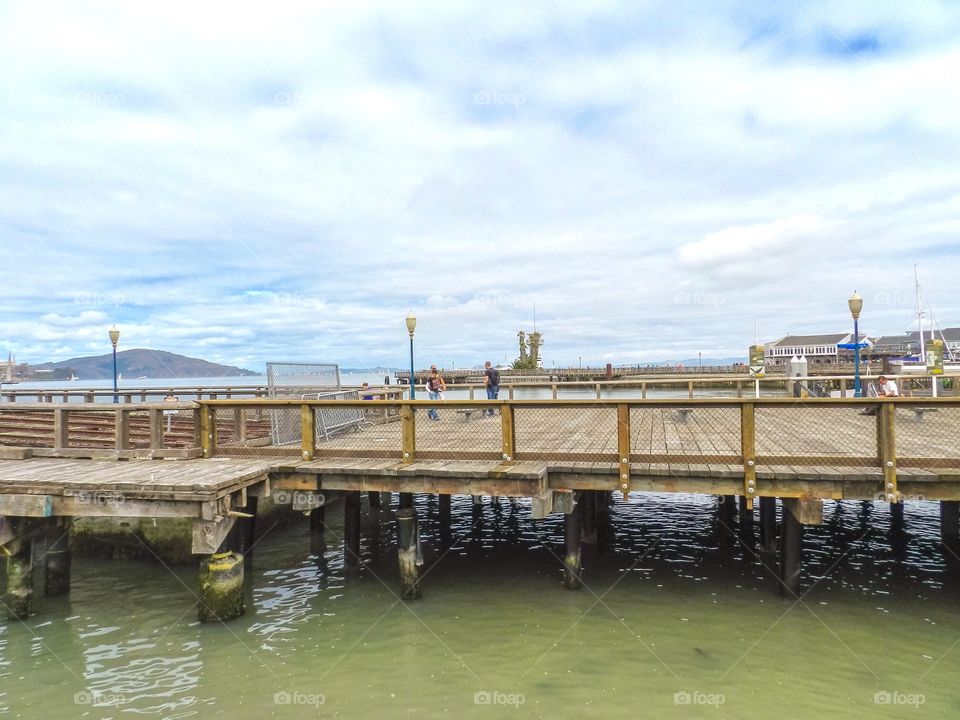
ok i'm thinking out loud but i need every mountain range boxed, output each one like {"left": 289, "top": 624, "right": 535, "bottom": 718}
{"left": 31, "top": 349, "right": 257, "bottom": 380}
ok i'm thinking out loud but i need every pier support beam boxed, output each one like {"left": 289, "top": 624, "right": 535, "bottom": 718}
{"left": 43, "top": 520, "right": 71, "bottom": 597}
{"left": 3, "top": 534, "right": 33, "bottom": 620}
{"left": 780, "top": 499, "right": 803, "bottom": 597}
{"left": 721, "top": 495, "right": 737, "bottom": 525}
{"left": 395, "top": 508, "right": 422, "bottom": 599}
{"left": 344, "top": 491, "right": 361, "bottom": 571}
{"left": 759, "top": 497, "right": 777, "bottom": 555}
{"left": 563, "top": 496, "right": 582, "bottom": 590}
{"left": 438, "top": 494, "right": 452, "bottom": 546}
{"left": 398, "top": 492, "right": 414, "bottom": 509}
{"left": 596, "top": 491, "right": 612, "bottom": 549}
{"left": 198, "top": 552, "right": 245, "bottom": 622}
{"left": 581, "top": 491, "right": 597, "bottom": 544}
{"left": 368, "top": 491, "right": 382, "bottom": 509}
{"left": 940, "top": 501, "right": 960, "bottom": 548}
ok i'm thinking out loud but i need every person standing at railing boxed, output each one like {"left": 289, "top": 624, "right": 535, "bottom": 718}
{"left": 861, "top": 375, "right": 898, "bottom": 415}
{"left": 483, "top": 361, "right": 500, "bottom": 417}
{"left": 426, "top": 366, "right": 446, "bottom": 420}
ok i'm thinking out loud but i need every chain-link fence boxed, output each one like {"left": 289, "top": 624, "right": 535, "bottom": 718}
{"left": 266, "top": 362, "right": 341, "bottom": 446}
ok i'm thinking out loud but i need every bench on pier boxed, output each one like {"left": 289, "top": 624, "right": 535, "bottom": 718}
{"left": 674, "top": 408, "right": 694, "bottom": 424}
{"left": 910, "top": 407, "right": 938, "bottom": 422}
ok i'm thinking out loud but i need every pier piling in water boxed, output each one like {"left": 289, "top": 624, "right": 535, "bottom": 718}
{"left": 398, "top": 492, "right": 413, "bottom": 509}
{"left": 345, "top": 491, "right": 361, "bottom": 571}
{"left": 780, "top": 499, "right": 803, "bottom": 597}
{"left": 198, "top": 551, "right": 244, "bottom": 622}
{"left": 438, "top": 494, "right": 452, "bottom": 545}
{"left": 368, "top": 491, "right": 381, "bottom": 509}
{"left": 43, "top": 520, "right": 71, "bottom": 597}
{"left": 563, "top": 495, "right": 582, "bottom": 590}
{"left": 581, "top": 491, "right": 597, "bottom": 544}
{"left": 2, "top": 528, "right": 33, "bottom": 620}
{"left": 941, "top": 501, "right": 959, "bottom": 548}
{"left": 759, "top": 497, "right": 777, "bottom": 554}
{"left": 395, "top": 508, "right": 422, "bottom": 599}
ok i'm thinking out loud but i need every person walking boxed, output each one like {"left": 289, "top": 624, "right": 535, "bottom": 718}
{"left": 483, "top": 361, "right": 500, "bottom": 417}
{"left": 426, "top": 365, "right": 446, "bottom": 420}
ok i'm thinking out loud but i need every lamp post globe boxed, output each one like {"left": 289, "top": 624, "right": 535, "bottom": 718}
{"left": 848, "top": 292, "right": 863, "bottom": 398}
{"left": 405, "top": 312, "right": 416, "bottom": 399}
{"left": 109, "top": 325, "right": 121, "bottom": 403}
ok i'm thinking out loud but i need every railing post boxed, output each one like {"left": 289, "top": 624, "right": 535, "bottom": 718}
{"left": 148, "top": 408, "right": 163, "bottom": 450}
{"left": 234, "top": 407, "right": 246, "bottom": 441}
{"left": 401, "top": 404, "right": 415, "bottom": 463}
{"left": 688, "top": 380, "right": 694, "bottom": 399}
{"left": 53, "top": 408, "right": 69, "bottom": 450}
{"left": 115, "top": 407, "right": 130, "bottom": 450}
{"left": 878, "top": 402, "right": 898, "bottom": 502}
{"left": 551, "top": 384, "right": 558, "bottom": 399}
{"left": 301, "top": 404, "right": 315, "bottom": 460}
{"left": 200, "top": 405, "right": 217, "bottom": 458}
{"left": 617, "top": 403, "right": 631, "bottom": 499}
{"left": 501, "top": 404, "right": 516, "bottom": 463}
{"left": 508, "top": 386, "right": 515, "bottom": 400}
{"left": 641, "top": 382, "right": 647, "bottom": 399}
{"left": 740, "top": 403, "right": 756, "bottom": 509}
{"left": 469, "top": 387, "right": 475, "bottom": 400}
{"left": 595, "top": 383, "right": 601, "bottom": 399}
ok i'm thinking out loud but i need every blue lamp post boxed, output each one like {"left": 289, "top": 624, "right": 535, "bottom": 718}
{"left": 108, "top": 324, "right": 120, "bottom": 403}
{"left": 848, "top": 292, "right": 863, "bottom": 398}
{"left": 405, "top": 312, "right": 416, "bottom": 399}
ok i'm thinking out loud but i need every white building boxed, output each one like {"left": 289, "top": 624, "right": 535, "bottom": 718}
{"left": 765, "top": 333, "right": 875, "bottom": 366}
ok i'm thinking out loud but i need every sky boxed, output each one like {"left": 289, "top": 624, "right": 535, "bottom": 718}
{"left": 1, "top": 0, "right": 959, "bottom": 372}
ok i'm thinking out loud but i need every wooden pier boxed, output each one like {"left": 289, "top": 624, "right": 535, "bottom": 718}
{"left": 2, "top": 396, "right": 960, "bottom": 622}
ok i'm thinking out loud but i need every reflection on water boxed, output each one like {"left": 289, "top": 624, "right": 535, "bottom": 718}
{"left": 2, "top": 494, "right": 959, "bottom": 718}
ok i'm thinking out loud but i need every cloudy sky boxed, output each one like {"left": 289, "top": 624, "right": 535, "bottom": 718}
{"left": 1, "top": 1, "right": 958, "bottom": 371}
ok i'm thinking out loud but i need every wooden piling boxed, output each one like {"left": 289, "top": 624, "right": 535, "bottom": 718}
{"left": 198, "top": 551, "right": 244, "bottom": 622}
{"left": 439, "top": 493, "right": 452, "bottom": 545}
{"left": 759, "top": 497, "right": 777, "bottom": 554}
{"left": 395, "top": 508, "right": 422, "bottom": 599}
{"left": 43, "top": 521, "right": 71, "bottom": 597}
{"left": 563, "top": 495, "right": 582, "bottom": 590}
{"left": 738, "top": 495, "right": 753, "bottom": 524}
{"left": 3, "top": 533, "right": 33, "bottom": 620}
{"left": 237, "top": 496, "right": 258, "bottom": 564}
{"left": 345, "top": 491, "right": 361, "bottom": 571}
{"left": 581, "top": 490, "right": 597, "bottom": 544}
{"left": 941, "top": 500, "right": 960, "bottom": 548}
{"left": 369, "top": 491, "right": 382, "bottom": 509}
{"left": 398, "top": 492, "right": 414, "bottom": 509}
{"left": 780, "top": 498, "right": 803, "bottom": 597}
{"left": 596, "top": 491, "right": 612, "bottom": 548}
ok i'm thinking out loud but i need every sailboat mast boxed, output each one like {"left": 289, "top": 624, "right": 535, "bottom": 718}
{"left": 915, "top": 264, "right": 926, "bottom": 363}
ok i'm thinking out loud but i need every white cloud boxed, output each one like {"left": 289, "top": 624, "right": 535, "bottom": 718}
{"left": 0, "top": 1, "right": 959, "bottom": 369}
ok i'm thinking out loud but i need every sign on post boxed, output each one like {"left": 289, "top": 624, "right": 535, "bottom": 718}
{"left": 927, "top": 339, "right": 944, "bottom": 375}
{"left": 748, "top": 344, "right": 765, "bottom": 378}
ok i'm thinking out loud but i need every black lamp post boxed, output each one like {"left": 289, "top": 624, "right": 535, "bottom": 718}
{"left": 405, "top": 312, "right": 416, "bottom": 399}
{"left": 848, "top": 292, "right": 863, "bottom": 398}
{"left": 109, "top": 325, "right": 120, "bottom": 403}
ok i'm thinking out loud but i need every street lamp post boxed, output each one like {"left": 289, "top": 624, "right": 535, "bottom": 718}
{"left": 848, "top": 292, "right": 863, "bottom": 398}
{"left": 109, "top": 325, "right": 120, "bottom": 403}
{"left": 405, "top": 312, "right": 417, "bottom": 400}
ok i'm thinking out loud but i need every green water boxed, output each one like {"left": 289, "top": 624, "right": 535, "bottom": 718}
{"left": 2, "top": 495, "right": 959, "bottom": 718}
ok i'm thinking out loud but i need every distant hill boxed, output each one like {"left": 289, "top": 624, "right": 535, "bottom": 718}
{"left": 32, "top": 349, "right": 258, "bottom": 380}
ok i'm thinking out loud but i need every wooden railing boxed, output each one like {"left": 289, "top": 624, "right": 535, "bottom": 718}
{"left": 0, "top": 385, "right": 269, "bottom": 403}
{"left": 2, "top": 397, "right": 959, "bottom": 507}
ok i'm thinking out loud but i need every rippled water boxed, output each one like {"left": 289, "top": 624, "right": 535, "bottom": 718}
{"left": 2, "top": 494, "right": 959, "bottom": 718}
